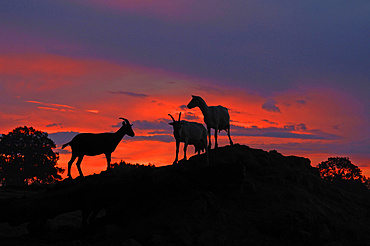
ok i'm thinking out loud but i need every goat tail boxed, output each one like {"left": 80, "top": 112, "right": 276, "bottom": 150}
{"left": 61, "top": 142, "right": 70, "bottom": 149}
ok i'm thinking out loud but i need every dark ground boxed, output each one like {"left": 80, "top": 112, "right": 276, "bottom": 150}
{"left": 1, "top": 144, "right": 370, "bottom": 246}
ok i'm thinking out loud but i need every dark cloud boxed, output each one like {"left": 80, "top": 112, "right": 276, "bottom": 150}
{"left": 46, "top": 122, "right": 63, "bottom": 128}
{"left": 132, "top": 118, "right": 169, "bottom": 131}
{"left": 261, "top": 119, "right": 278, "bottom": 125}
{"left": 148, "top": 130, "right": 172, "bottom": 135}
{"left": 123, "top": 134, "right": 174, "bottom": 143}
{"left": 49, "top": 131, "right": 79, "bottom": 147}
{"left": 48, "top": 121, "right": 339, "bottom": 147}
{"left": 231, "top": 124, "right": 340, "bottom": 140}
{"left": 257, "top": 139, "right": 370, "bottom": 166}
{"left": 296, "top": 100, "right": 306, "bottom": 105}
{"left": 284, "top": 124, "right": 307, "bottom": 131}
{"left": 229, "top": 108, "right": 242, "bottom": 114}
{"left": 333, "top": 125, "right": 340, "bottom": 130}
{"left": 183, "top": 112, "right": 201, "bottom": 121}
{"left": 262, "top": 100, "right": 281, "bottom": 113}
{"left": 2, "top": 1, "right": 368, "bottom": 99}
{"left": 107, "top": 91, "right": 149, "bottom": 99}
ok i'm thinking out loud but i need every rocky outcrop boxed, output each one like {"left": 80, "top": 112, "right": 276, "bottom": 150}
{"left": 1, "top": 144, "right": 369, "bottom": 246}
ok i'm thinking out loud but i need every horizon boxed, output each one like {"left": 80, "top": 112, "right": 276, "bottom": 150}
{"left": 1, "top": 1, "right": 369, "bottom": 178}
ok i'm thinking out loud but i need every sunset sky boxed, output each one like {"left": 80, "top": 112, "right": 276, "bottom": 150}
{"left": 1, "top": 0, "right": 369, "bottom": 178}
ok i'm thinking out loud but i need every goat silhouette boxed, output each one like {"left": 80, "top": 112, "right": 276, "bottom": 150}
{"left": 187, "top": 95, "right": 233, "bottom": 149}
{"left": 62, "top": 118, "right": 134, "bottom": 178}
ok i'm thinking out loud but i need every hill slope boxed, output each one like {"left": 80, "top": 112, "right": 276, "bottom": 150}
{"left": 112, "top": 144, "right": 370, "bottom": 246}
{"left": 1, "top": 144, "right": 370, "bottom": 246}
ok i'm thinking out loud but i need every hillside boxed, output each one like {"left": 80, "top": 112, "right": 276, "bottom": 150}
{"left": 1, "top": 144, "right": 370, "bottom": 246}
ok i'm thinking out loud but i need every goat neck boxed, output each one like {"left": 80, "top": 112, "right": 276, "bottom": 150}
{"left": 115, "top": 123, "right": 128, "bottom": 140}
{"left": 196, "top": 97, "right": 211, "bottom": 120}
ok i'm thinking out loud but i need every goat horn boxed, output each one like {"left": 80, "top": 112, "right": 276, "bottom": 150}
{"left": 168, "top": 114, "right": 176, "bottom": 122}
{"left": 119, "top": 117, "right": 130, "bottom": 124}
{"left": 178, "top": 112, "right": 181, "bottom": 121}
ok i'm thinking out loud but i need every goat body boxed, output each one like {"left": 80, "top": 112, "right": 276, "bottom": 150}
{"left": 63, "top": 132, "right": 123, "bottom": 156}
{"left": 187, "top": 95, "right": 233, "bottom": 149}
{"left": 62, "top": 118, "right": 134, "bottom": 178}
{"left": 169, "top": 113, "right": 208, "bottom": 164}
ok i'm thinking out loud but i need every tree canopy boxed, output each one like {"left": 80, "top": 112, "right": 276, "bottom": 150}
{"left": 0, "top": 126, "right": 64, "bottom": 186}
{"left": 317, "top": 157, "right": 363, "bottom": 182}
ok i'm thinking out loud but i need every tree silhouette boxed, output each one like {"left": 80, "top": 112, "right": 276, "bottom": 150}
{"left": 317, "top": 157, "right": 363, "bottom": 182}
{"left": 0, "top": 126, "right": 64, "bottom": 186}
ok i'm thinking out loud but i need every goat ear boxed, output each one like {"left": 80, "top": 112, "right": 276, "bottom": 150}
{"left": 168, "top": 122, "right": 174, "bottom": 125}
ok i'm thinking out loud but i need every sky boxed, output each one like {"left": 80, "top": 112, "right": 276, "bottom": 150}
{"left": 0, "top": 0, "right": 369, "bottom": 178}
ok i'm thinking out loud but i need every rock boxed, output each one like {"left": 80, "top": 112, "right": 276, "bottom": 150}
{"left": 148, "top": 234, "right": 163, "bottom": 246}
{"left": 197, "top": 231, "right": 227, "bottom": 246}
{"left": 175, "top": 229, "right": 193, "bottom": 246}
{"left": 27, "top": 219, "right": 54, "bottom": 236}
{"left": 324, "top": 242, "right": 343, "bottom": 246}
{"left": 121, "top": 238, "right": 142, "bottom": 246}
{"left": 317, "top": 223, "right": 332, "bottom": 242}
{"left": 189, "top": 192, "right": 216, "bottom": 219}
{"left": 189, "top": 197, "right": 208, "bottom": 219}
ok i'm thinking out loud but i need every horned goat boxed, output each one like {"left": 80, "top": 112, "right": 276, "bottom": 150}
{"left": 168, "top": 113, "right": 208, "bottom": 164}
{"left": 62, "top": 118, "right": 134, "bottom": 178}
{"left": 187, "top": 95, "right": 233, "bottom": 149}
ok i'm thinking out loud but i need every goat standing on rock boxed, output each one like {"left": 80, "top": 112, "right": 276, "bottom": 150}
{"left": 168, "top": 113, "right": 208, "bottom": 165}
{"left": 187, "top": 95, "right": 233, "bottom": 149}
{"left": 62, "top": 118, "right": 135, "bottom": 178}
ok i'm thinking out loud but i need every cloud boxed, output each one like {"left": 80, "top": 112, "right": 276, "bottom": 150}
{"left": 261, "top": 119, "right": 278, "bottom": 125}
{"left": 257, "top": 139, "right": 370, "bottom": 166}
{"left": 333, "top": 125, "right": 340, "bottom": 130}
{"left": 131, "top": 118, "right": 170, "bottom": 132}
{"left": 183, "top": 112, "right": 201, "bottom": 121}
{"left": 75, "top": 0, "right": 228, "bottom": 23}
{"left": 262, "top": 99, "right": 281, "bottom": 113}
{"left": 49, "top": 131, "right": 79, "bottom": 146}
{"left": 86, "top": 109, "right": 99, "bottom": 114}
{"left": 284, "top": 124, "right": 307, "bottom": 131}
{"left": 296, "top": 100, "right": 306, "bottom": 105}
{"left": 27, "top": 100, "right": 75, "bottom": 112}
{"left": 27, "top": 101, "right": 74, "bottom": 109}
{"left": 46, "top": 123, "right": 63, "bottom": 128}
{"left": 231, "top": 124, "right": 340, "bottom": 140}
{"left": 124, "top": 134, "right": 174, "bottom": 143}
{"left": 107, "top": 91, "right": 149, "bottom": 99}
{"left": 229, "top": 108, "right": 242, "bottom": 114}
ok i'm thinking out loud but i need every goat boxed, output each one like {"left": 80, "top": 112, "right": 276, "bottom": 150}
{"left": 187, "top": 95, "right": 233, "bottom": 149}
{"left": 168, "top": 113, "right": 208, "bottom": 164}
{"left": 62, "top": 118, "right": 134, "bottom": 178}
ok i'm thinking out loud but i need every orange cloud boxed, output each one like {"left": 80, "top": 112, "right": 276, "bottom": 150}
{"left": 86, "top": 110, "right": 99, "bottom": 114}
{"left": 1, "top": 53, "right": 368, "bottom": 178}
